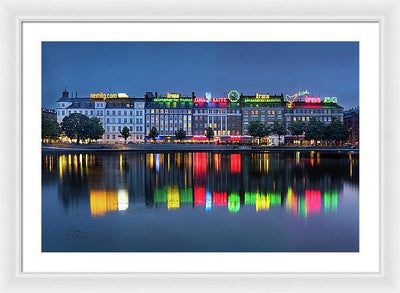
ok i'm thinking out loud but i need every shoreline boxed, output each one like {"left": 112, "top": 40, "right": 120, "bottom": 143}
{"left": 42, "top": 144, "right": 359, "bottom": 154}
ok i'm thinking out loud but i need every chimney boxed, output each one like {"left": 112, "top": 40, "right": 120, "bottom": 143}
{"left": 62, "top": 87, "right": 69, "bottom": 98}
{"left": 155, "top": 92, "right": 158, "bottom": 98}
{"left": 192, "top": 92, "right": 195, "bottom": 98}
{"left": 75, "top": 92, "right": 77, "bottom": 98}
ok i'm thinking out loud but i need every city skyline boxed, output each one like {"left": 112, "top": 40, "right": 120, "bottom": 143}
{"left": 42, "top": 42, "right": 359, "bottom": 109}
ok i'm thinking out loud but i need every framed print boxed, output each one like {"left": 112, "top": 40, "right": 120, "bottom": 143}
{"left": 1, "top": 0, "right": 399, "bottom": 292}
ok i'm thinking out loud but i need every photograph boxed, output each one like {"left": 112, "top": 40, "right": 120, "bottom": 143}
{"left": 41, "top": 41, "right": 359, "bottom": 252}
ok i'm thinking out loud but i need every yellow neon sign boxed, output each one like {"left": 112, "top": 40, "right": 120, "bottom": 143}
{"left": 166, "top": 93, "right": 180, "bottom": 99}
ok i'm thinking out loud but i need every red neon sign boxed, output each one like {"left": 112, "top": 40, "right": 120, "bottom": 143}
{"left": 211, "top": 98, "right": 228, "bottom": 103}
{"left": 305, "top": 95, "right": 321, "bottom": 103}
{"left": 194, "top": 97, "right": 207, "bottom": 103}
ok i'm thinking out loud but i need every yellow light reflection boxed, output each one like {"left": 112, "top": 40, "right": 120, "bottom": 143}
{"left": 89, "top": 190, "right": 118, "bottom": 217}
{"left": 167, "top": 186, "right": 180, "bottom": 210}
{"left": 119, "top": 154, "right": 123, "bottom": 173}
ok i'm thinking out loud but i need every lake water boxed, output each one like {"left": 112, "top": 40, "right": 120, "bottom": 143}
{"left": 42, "top": 151, "right": 359, "bottom": 252}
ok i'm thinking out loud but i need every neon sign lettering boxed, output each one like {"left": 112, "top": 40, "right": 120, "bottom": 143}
{"left": 90, "top": 92, "right": 118, "bottom": 99}
{"left": 255, "top": 93, "right": 270, "bottom": 100}
{"left": 298, "top": 90, "right": 309, "bottom": 96}
{"left": 154, "top": 98, "right": 192, "bottom": 103}
{"left": 166, "top": 93, "right": 180, "bottom": 99}
{"left": 194, "top": 97, "right": 207, "bottom": 103}
{"left": 323, "top": 97, "right": 338, "bottom": 103}
{"left": 305, "top": 95, "right": 321, "bottom": 103}
{"left": 211, "top": 98, "right": 229, "bottom": 103}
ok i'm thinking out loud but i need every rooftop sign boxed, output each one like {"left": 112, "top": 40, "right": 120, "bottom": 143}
{"left": 90, "top": 92, "right": 129, "bottom": 99}
{"left": 244, "top": 93, "right": 282, "bottom": 103}
{"left": 227, "top": 90, "right": 240, "bottom": 102}
{"left": 166, "top": 93, "right": 180, "bottom": 99}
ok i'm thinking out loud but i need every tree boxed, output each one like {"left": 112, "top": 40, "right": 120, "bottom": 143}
{"left": 149, "top": 127, "right": 159, "bottom": 141}
{"left": 174, "top": 128, "right": 186, "bottom": 142}
{"left": 119, "top": 126, "right": 131, "bottom": 144}
{"left": 205, "top": 127, "right": 214, "bottom": 142}
{"left": 305, "top": 118, "right": 326, "bottom": 144}
{"left": 289, "top": 120, "right": 305, "bottom": 142}
{"left": 247, "top": 121, "right": 269, "bottom": 145}
{"left": 42, "top": 119, "right": 61, "bottom": 143}
{"left": 271, "top": 120, "right": 287, "bottom": 145}
{"left": 61, "top": 113, "right": 90, "bottom": 144}
{"left": 325, "top": 119, "right": 349, "bottom": 145}
{"left": 87, "top": 117, "right": 105, "bottom": 143}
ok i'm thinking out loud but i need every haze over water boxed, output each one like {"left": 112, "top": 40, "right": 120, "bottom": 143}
{"left": 42, "top": 151, "right": 359, "bottom": 252}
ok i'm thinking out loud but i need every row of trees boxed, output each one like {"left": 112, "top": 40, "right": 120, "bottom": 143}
{"left": 248, "top": 120, "right": 287, "bottom": 145}
{"left": 146, "top": 126, "right": 216, "bottom": 142}
{"left": 42, "top": 113, "right": 104, "bottom": 144}
{"left": 247, "top": 118, "right": 349, "bottom": 145}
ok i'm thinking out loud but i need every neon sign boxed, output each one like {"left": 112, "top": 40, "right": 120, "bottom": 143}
{"left": 166, "top": 93, "right": 180, "bottom": 99}
{"left": 205, "top": 92, "right": 212, "bottom": 102}
{"left": 244, "top": 93, "right": 281, "bottom": 103}
{"left": 212, "top": 97, "right": 229, "bottom": 103}
{"left": 153, "top": 97, "right": 192, "bottom": 103}
{"left": 90, "top": 92, "right": 129, "bottom": 99}
{"left": 194, "top": 97, "right": 207, "bottom": 103}
{"left": 286, "top": 102, "right": 294, "bottom": 109}
{"left": 323, "top": 97, "right": 338, "bottom": 103}
{"left": 227, "top": 90, "right": 240, "bottom": 102}
{"left": 305, "top": 96, "right": 321, "bottom": 103}
{"left": 90, "top": 92, "right": 117, "bottom": 99}
{"left": 256, "top": 93, "right": 270, "bottom": 100}
{"left": 298, "top": 90, "right": 309, "bottom": 96}
{"left": 285, "top": 93, "right": 298, "bottom": 102}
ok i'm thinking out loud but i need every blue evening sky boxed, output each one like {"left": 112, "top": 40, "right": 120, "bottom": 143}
{"left": 42, "top": 42, "right": 359, "bottom": 110}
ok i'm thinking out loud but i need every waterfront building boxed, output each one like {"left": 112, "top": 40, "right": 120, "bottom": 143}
{"left": 144, "top": 92, "right": 194, "bottom": 139}
{"left": 192, "top": 91, "right": 242, "bottom": 139}
{"left": 343, "top": 107, "right": 359, "bottom": 144}
{"left": 56, "top": 89, "right": 145, "bottom": 143}
{"left": 284, "top": 94, "right": 344, "bottom": 127}
{"left": 103, "top": 97, "right": 145, "bottom": 143}
{"left": 42, "top": 108, "right": 57, "bottom": 121}
{"left": 241, "top": 93, "right": 285, "bottom": 135}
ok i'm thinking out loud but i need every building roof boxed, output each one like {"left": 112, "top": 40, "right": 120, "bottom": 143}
{"left": 288, "top": 102, "right": 343, "bottom": 109}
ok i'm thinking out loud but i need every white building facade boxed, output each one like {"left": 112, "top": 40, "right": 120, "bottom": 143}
{"left": 56, "top": 90, "right": 145, "bottom": 143}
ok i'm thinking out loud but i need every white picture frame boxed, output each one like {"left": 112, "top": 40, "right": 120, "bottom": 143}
{"left": 1, "top": 0, "right": 398, "bottom": 292}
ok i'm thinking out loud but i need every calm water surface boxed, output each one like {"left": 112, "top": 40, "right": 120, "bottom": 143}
{"left": 42, "top": 151, "right": 359, "bottom": 252}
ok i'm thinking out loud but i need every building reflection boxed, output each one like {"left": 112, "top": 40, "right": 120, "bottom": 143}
{"left": 43, "top": 151, "right": 356, "bottom": 218}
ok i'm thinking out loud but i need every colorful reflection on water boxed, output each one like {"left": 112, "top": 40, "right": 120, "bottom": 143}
{"left": 42, "top": 151, "right": 359, "bottom": 252}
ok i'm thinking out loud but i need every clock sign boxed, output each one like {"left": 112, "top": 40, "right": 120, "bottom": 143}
{"left": 227, "top": 90, "right": 240, "bottom": 102}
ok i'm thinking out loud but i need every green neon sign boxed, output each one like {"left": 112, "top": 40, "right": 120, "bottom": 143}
{"left": 243, "top": 97, "right": 281, "bottom": 103}
{"left": 323, "top": 97, "right": 338, "bottom": 103}
{"left": 227, "top": 90, "right": 240, "bottom": 102}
